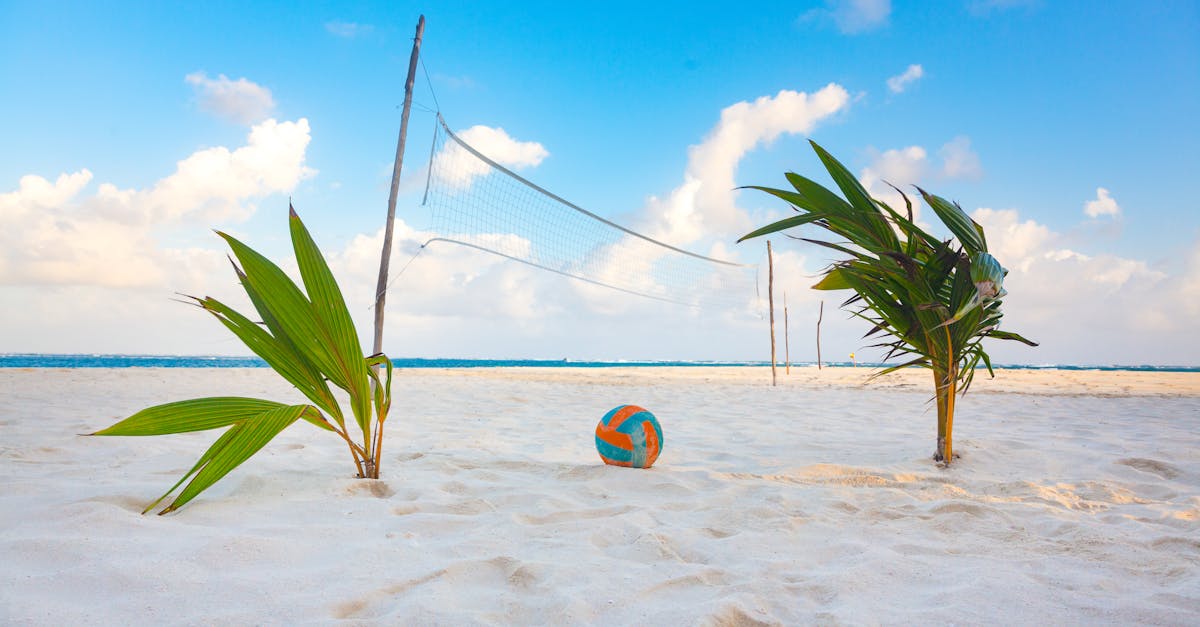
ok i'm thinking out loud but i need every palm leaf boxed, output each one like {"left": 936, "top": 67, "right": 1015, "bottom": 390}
{"left": 736, "top": 210, "right": 827, "bottom": 243}
{"left": 808, "top": 140, "right": 901, "bottom": 252}
{"left": 141, "top": 427, "right": 239, "bottom": 514}
{"left": 157, "top": 404, "right": 309, "bottom": 514}
{"left": 217, "top": 232, "right": 356, "bottom": 400}
{"left": 979, "top": 348, "right": 995, "bottom": 378}
{"left": 91, "top": 397, "right": 286, "bottom": 435}
{"left": 785, "top": 172, "right": 854, "bottom": 216}
{"left": 868, "top": 356, "right": 929, "bottom": 380}
{"left": 797, "top": 237, "right": 871, "bottom": 261}
{"left": 986, "top": 329, "right": 1040, "bottom": 346}
{"left": 917, "top": 188, "right": 987, "bottom": 255}
{"left": 194, "top": 295, "right": 342, "bottom": 425}
{"left": 812, "top": 268, "right": 852, "bottom": 290}
{"left": 288, "top": 206, "right": 373, "bottom": 438}
{"left": 225, "top": 261, "right": 346, "bottom": 425}
{"left": 365, "top": 354, "right": 394, "bottom": 421}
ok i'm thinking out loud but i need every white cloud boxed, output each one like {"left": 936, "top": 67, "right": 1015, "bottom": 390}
{"left": 803, "top": 0, "right": 892, "bottom": 34}
{"left": 972, "top": 208, "right": 1052, "bottom": 272}
{"left": 857, "top": 136, "right": 984, "bottom": 221}
{"left": 96, "top": 118, "right": 315, "bottom": 226}
{"left": 1083, "top": 187, "right": 1120, "bottom": 218}
{"left": 0, "top": 118, "right": 313, "bottom": 288}
{"left": 13, "top": 80, "right": 1190, "bottom": 365}
{"left": 4, "top": 99, "right": 802, "bottom": 360}
{"left": 325, "top": 21, "right": 374, "bottom": 38}
{"left": 185, "top": 72, "right": 276, "bottom": 125}
{"left": 862, "top": 146, "right": 929, "bottom": 187}
{"left": 645, "top": 84, "right": 851, "bottom": 244}
{"left": 432, "top": 125, "right": 548, "bottom": 190}
{"left": 0, "top": 170, "right": 93, "bottom": 213}
{"left": 969, "top": 207, "right": 1200, "bottom": 365}
{"left": 318, "top": 215, "right": 774, "bottom": 361}
{"left": 859, "top": 145, "right": 929, "bottom": 218}
{"left": 545, "top": 85, "right": 850, "bottom": 316}
{"left": 411, "top": 87, "right": 847, "bottom": 333}
{"left": 886, "top": 64, "right": 924, "bottom": 93}
{"left": 939, "top": 135, "right": 983, "bottom": 180}
{"left": 331, "top": 219, "right": 551, "bottom": 322}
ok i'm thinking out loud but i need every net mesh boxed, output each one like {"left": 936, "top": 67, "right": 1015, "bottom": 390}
{"left": 421, "top": 116, "right": 758, "bottom": 310}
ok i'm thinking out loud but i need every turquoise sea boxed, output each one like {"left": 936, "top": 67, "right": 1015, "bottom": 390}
{"left": 1, "top": 354, "right": 1196, "bottom": 372}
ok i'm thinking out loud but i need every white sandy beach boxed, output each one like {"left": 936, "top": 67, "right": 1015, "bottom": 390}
{"left": 1, "top": 366, "right": 1197, "bottom": 625}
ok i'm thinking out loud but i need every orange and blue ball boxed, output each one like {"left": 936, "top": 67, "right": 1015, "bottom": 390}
{"left": 595, "top": 405, "right": 663, "bottom": 468}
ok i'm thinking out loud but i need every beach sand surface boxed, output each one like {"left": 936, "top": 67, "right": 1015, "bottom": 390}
{"left": 1, "top": 366, "right": 1197, "bottom": 624}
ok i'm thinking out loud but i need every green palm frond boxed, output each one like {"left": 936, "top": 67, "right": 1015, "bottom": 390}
{"left": 92, "top": 207, "right": 393, "bottom": 512}
{"left": 740, "top": 141, "right": 1036, "bottom": 464}
{"left": 287, "top": 207, "right": 374, "bottom": 446}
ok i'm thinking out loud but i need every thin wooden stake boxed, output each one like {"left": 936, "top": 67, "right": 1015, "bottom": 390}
{"left": 784, "top": 292, "right": 790, "bottom": 375}
{"left": 373, "top": 15, "right": 426, "bottom": 360}
{"left": 816, "top": 300, "right": 824, "bottom": 370}
{"left": 768, "top": 241, "right": 776, "bottom": 387}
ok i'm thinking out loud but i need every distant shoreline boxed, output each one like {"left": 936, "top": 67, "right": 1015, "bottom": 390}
{"left": 1, "top": 353, "right": 1197, "bottom": 373}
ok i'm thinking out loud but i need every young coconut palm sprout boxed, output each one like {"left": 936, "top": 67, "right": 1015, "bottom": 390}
{"left": 739, "top": 141, "right": 1036, "bottom": 465}
{"left": 91, "top": 206, "right": 393, "bottom": 513}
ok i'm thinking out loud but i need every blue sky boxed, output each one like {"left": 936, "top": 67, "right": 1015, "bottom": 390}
{"left": 2, "top": 1, "right": 1198, "bottom": 365}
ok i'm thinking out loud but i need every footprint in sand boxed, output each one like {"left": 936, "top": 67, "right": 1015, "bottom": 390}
{"left": 1150, "top": 536, "right": 1200, "bottom": 552}
{"left": 332, "top": 556, "right": 542, "bottom": 620}
{"left": 928, "top": 501, "right": 994, "bottom": 517}
{"left": 642, "top": 569, "right": 730, "bottom": 594}
{"left": 1116, "top": 457, "right": 1182, "bottom": 480}
{"left": 332, "top": 568, "right": 447, "bottom": 619}
{"left": 704, "top": 603, "right": 777, "bottom": 626}
{"left": 515, "top": 505, "right": 634, "bottom": 526}
{"left": 346, "top": 481, "right": 395, "bottom": 498}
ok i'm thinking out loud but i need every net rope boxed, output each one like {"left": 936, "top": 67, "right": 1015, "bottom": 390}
{"left": 420, "top": 114, "right": 758, "bottom": 310}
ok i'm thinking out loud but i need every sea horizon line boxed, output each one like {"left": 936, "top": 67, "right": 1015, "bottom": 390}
{"left": 2, "top": 353, "right": 1197, "bottom": 373}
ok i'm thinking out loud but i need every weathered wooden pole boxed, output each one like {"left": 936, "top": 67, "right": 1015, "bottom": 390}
{"left": 784, "top": 292, "right": 790, "bottom": 374}
{"left": 817, "top": 300, "right": 824, "bottom": 370}
{"left": 373, "top": 15, "right": 426, "bottom": 358}
{"left": 768, "top": 240, "right": 776, "bottom": 387}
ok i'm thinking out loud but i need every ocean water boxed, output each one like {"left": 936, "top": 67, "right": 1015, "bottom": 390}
{"left": 0, "top": 354, "right": 1196, "bottom": 372}
{"left": 0, "top": 354, "right": 761, "bottom": 369}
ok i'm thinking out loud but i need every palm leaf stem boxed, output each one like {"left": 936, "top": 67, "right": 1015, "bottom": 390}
{"left": 365, "top": 354, "right": 394, "bottom": 479}
{"left": 331, "top": 421, "right": 368, "bottom": 477}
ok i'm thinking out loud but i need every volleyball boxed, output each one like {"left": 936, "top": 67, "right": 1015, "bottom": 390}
{"left": 595, "top": 405, "right": 663, "bottom": 468}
